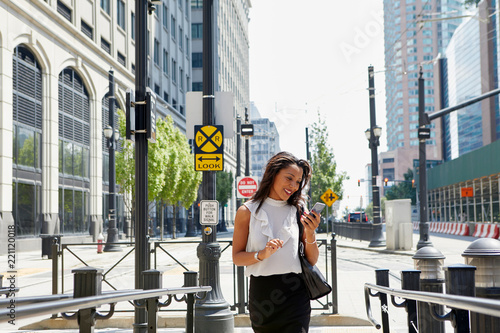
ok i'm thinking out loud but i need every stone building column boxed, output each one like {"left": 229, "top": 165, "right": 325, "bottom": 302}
{"left": 0, "top": 42, "right": 14, "bottom": 255}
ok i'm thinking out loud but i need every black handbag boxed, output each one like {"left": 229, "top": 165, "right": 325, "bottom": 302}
{"left": 297, "top": 208, "right": 332, "bottom": 300}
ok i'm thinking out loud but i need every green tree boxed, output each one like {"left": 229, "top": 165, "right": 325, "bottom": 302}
{"left": 309, "top": 111, "right": 349, "bottom": 222}
{"left": 384, "top": 169, "right": 416, "bottom": 205}
{"left": 115, "top": 111, "right": 202, "bottom": 238}
{"left": 216, "top": 170, "right": 234, "bottom": 230}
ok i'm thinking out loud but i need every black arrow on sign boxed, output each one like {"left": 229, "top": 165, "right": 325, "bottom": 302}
{"left": 198, "top": 156, "right": 221, "bottom": 162}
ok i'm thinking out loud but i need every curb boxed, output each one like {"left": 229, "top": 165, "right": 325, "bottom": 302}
{"left": 20, "top": 313, "right": 373, "bottom": 330}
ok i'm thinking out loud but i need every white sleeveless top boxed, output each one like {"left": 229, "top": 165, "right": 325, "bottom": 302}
{"left": 244, "top": 198, "right": 301, "bottom": 277}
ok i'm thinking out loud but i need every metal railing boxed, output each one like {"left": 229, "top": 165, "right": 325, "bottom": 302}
{"left": 50, "top": 235, "right": 340, "bottom": 316}
{"left": 1, "top": 267, "right": 210, "bottom": 333}
{"left": 365, "top": 267, "right": 500, "bottom": 333}
{"left": 332, "top": 221, "right": 375, "bottom": 242}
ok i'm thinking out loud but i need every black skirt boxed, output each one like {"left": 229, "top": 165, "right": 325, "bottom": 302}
{"left": 249, "top": 273, "right": 311, "bottom": 333}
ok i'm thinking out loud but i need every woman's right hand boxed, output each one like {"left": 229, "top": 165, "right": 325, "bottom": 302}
{"left": 258, "top": 238, "right": 284, "bottom": 260}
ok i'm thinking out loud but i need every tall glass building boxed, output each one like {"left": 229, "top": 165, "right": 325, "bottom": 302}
{"left": 382, "top": 0, "right": 464, "bottom": 180}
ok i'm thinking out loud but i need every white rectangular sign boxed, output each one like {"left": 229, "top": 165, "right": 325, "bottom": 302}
{"left": 200, "top": 200, "right": 219, "bottom": 225}
{"left": 186, "top": 91, "right": 235, "bottom": 139}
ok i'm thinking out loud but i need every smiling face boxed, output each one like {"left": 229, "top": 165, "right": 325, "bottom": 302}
{"left": 268, "top": 164, "right": 303, "bottom": 201}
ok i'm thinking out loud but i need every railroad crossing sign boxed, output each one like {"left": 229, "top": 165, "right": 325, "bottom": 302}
{"left": 237, "top": 176, "right": 258, "bottom": 199}
{"left": 321, "top": 189, "right": 339, "bottom": 207}
{"left": 200, "top": 200, "right": 219, "bottom": 225}
{"left": 194, "top": 125, "right": 224, "bottom": 171}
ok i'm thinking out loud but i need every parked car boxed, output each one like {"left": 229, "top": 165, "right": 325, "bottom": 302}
{"left": 347, "top": 212, "right": 368, "bottom": 222}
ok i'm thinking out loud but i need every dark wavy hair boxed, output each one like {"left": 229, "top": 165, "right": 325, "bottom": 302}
{"left": 251, "top": 151, "right": 311, "bottom": 212}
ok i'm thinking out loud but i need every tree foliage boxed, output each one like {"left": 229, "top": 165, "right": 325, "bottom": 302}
{"left": 115, "top": 110, "right": 202, "bottom": 220}
{"left": 384, "top": 169, "right": 416, "bottom": 205}
{"left": 309, "top": 111, "right": 349, "bottom": 208}
{"left": 216, "top": 171, "right": 234, "bottom": 207}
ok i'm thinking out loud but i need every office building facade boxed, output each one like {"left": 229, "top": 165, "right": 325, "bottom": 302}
{"left": 249, "top": 103, "right": 281, "bottom": 180}
{"left": 1, "top": 0, "right": 192, "bottom": 253}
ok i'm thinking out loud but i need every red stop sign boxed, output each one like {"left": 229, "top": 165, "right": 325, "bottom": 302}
{"left": 238, "top": 177, "right": 258, "bottom": 198}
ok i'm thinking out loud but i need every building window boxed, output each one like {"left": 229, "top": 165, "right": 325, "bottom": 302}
{"left": 117, "top": 0, "right": 125, "bottom": 29}
{"left": 192, "top": 23, "right": 202, "bottom": 39}
{"left": 101, "top": 38, "right": 111, "bottom": 54}
{"left": 163, "top": 49, "right": 169, "bottom": 75}
{"left": 118, "top": 52, "right": 126, "bottom": 67}
{"left": 171, "top": 16, "right": 176, "bottom": 40}
{"left": 192, "top": 52, "right": 202, "bottom": 68}
{"left": 179, "top": 27, "right": 183, "bottom": 50}
{"left": 163, "top": 5, "right": 168, "bottom": 29}
{"left": 58, "top": 68, "right": 91, "bottom": 234}
{"left": 100, "top": 0, "right": 110, "bottom": 14}
{"left": 154, "top": 39, "right": 160, "bottom": 65}
{"left": 81, "top": 20, "right": 93, "bottom": 39}
{"left": 172, "top": 59, "right": 177, "bottom": 83}
{"left": 163, "top": 92, "right": 169, "bottom": 102}
{"left": 180, "top": 68, "right": 184, "bottom": 90}
{"left": 192, "top": 82, "right": 202, "bottom": 91}
{"left": 131, "top": 13, "right": 135, "bottom": 40}
{"left": 172, "top": 98, "right": 177, "bottom": 109}
{"left": 57, "top": 0, "right": 72, "bottom": 22}
{"left": 154, "top": 84, "right": 160, "bottom": 95}
{"left": 12, "top": 45, "right": 43, "bottom": 236}
{"left": 191, "top": 0, "right": 203, "bottom": 8}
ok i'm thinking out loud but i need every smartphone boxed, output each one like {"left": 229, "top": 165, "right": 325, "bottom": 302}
{"left": 311, "top": 202, "right": 326, "bottom": 216}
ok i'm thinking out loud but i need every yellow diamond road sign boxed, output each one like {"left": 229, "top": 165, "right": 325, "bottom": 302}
{"left": 321, "top": 189, "right": 339, "bottom": 207}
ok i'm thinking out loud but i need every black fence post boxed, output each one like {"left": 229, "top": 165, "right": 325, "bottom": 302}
{"left": 444, "top": 264, "right": 476, "bottom": 333}
{"left": 184, "top": 271, "right": 198, "bottom": 333}
{"left": 143, "top": 269, "right": 162, "bottom": 332}
{"left": 72, "top": 267, "right": 103, "bottom": 333}
{"left": 330, "top": 233, "right": 338, "bottom": 314}
{"left": 401, "top": 270, "right": 420, "bottom": 333}
{"left": 375, "top": 269, "right": 390, "bottom": 333}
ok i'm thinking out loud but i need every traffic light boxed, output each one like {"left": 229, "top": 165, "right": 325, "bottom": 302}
{"left": 358, "top": 179, "right": 361, "bottom": 187}
{"left": 412, "top": 179, "right": 415, "bottom": 188}
{"left": 384, "top": 178, "right": 388, "bottom": 186}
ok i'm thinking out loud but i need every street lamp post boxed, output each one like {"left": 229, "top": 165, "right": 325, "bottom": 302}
{"left": 103, "top": 69, "right": 122, "bottom": 252}
{"left": 416, "top": 67, "right": 433, "bottom": 249}
{"left": 366, "top": 66, "right": 385, "bottom": 248}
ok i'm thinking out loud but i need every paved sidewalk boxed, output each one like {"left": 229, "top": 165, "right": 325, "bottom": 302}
{"left": 0, "top": 229, "right": 476, "bottom": 332}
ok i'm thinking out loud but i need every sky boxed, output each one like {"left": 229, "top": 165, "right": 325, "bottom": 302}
{"left": 248, "top": 0, "right": 388, "bottom": 215}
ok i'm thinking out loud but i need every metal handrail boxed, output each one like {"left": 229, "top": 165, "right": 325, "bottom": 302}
{"left": 364, "top": 282, "right": 500, "bottom": 328}
{"left": 0, "top": 286, "right": 211, "bottom": 323}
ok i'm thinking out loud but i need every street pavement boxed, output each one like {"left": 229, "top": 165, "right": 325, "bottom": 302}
{"left": 0, "top": 228, "right": 478, "bottom": 332}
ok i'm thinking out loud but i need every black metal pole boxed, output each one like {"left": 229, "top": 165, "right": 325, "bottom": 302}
{"left": 375, "top": 269, "right": 390, "bottom": 333}
{"left": 195, "top": 0, "right": 234, "bottom": 331}
{"left": 306, "top": 127, "right": 312, "bottom": 208}
{"left": 235, "top": 117, "right": 246, "bottom": 315}
{"left": 104, "top": 69, "right": 122, "bottom": 252}
{"left": 244, "top": 108, "right": 250, "bottom": 177}
{"left": 134, "top": 0, "right": 149, "bottom": 331}
{"left": 367, "top": 66, "right": 385, "bottom": 247}
{"left": 417, "top": 68, "right": 432, "bottom": 249}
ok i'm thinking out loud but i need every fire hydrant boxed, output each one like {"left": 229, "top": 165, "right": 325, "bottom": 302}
{"left": 97, "top": 233, "right": 104, "bottom": 253}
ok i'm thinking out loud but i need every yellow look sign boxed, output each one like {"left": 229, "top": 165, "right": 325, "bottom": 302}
{"left": 195, "top": 126, "right": 223, "bottom": 153}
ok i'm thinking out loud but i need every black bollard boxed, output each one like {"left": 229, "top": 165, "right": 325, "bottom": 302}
{"left": 375, "top": 269, "right": 390, "bottom": 333}
{"left": 413, "top": 246, "right": 445, "bottom": 333}
{"left": 401, "top": 270, "right": 420, "bottom": 333}
{"left": 72, "top": 267, "right": 103, "bottom": 333}
{"left": 184, "top": 271, "right": 198, "bottom": 333}
{"left": 330, "top": 233, "right": 338, "bottom": 314}
{"left": 143, "top": 269, "right": 162, "bottom": 332}
{"left": 462, "top": 238, "right": 500, "bottom": 333}
{"left": 444, "top": 264, "right": 476, "bottom": 332}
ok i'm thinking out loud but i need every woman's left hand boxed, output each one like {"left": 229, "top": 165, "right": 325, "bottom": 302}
{"left": 300, "top": 210, "right": 320, "bottom": 235}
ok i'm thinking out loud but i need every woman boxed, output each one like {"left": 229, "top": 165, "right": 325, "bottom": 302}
{"left": 232, "top": 151, "right": 321, "bottom": 333}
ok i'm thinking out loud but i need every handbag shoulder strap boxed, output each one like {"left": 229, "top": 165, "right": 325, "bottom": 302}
{"left": 296, "top": 206, "right": 305, "bottom": 256}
